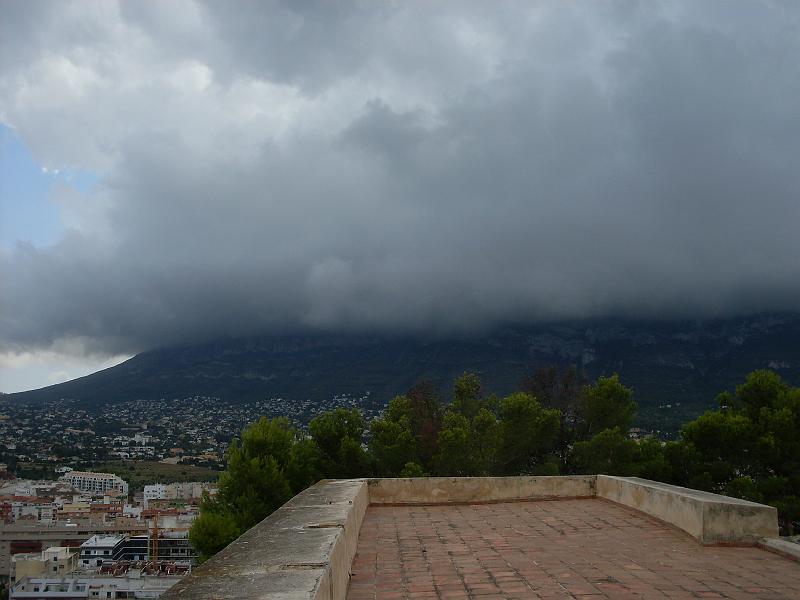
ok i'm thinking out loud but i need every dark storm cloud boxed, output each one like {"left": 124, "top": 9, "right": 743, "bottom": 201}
{"left": 1, "top": 1, "right": 800, "bottom": 356}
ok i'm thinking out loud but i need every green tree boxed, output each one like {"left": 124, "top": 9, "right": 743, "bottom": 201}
{"left": 239, "top": 416, "right": 295, "bottom": 465}
{"left": 189, "top": 417, "right": 298, "bottom": 559}
{"left": 399, "top": 461, "right": 429, "bottom": 477}
{"left": 286, "top": 438, "right": 323, "bottom": 492}
{"left": 570, "top": 427, "right": 668, "bottom": 478}
{"left": 338, "top": 435, "right": 371, "bottom": 478}
{"left": 188, "top": 499, "right": 241, "bottom": 562}
{"left": 725, "top": 476, "right": 764, "bottom": 503}
{"left": 522, "top": 365, "right": 586, "bottom": 415}
{"left": 369, "top": 386, "right": 444, "bottom": 475}
{"left": 572, "top": 428, "right": 639, "bottom": 475}
{"left": 635, "top": 438, "right": 672, "bottom": 482}
{"left": 217, "top": 425, "right": 294, "bottom": 530}
{"left": 496, "top": 392, "right": 561, "bottom": 475}
{"left": 522, "top": 365, "right": 587, "bottom": 466}
{"left": 471, "top": 408, "right": 501, "bottom": 474}
{"left": 669, "top": 370, "right": 800, "bottom": 534}
{"left": 405, "top": 382, "right": 444, "bottom": 465}
{"left": 369, "top": 410, "right": 418, "bottom": 476}
{"left": 735, "top": 369, "right": 790, "bottom": 420}
{"left": 452, "top": 372, "right": 482, "bottom": 419}
{"left": 433, "top": 403, "right": 500, "bottom": 476}
{"left": 434, "top": 412, "right": 476, "bottom": 476}
{"left": 309, "top": 408, "right": 369, "bottom": 478}
{"left": 580, "top": 374, "right": 636, "bottom": 438}
{"left": 679, "top": 411, "right": 756, "bottom": 482}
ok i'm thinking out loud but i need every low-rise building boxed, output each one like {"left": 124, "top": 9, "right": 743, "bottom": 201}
{"left": 9, "top": 502, "right": 55, "bottom": 523}
{"left": 142, "top": 483, "right": 215, "bottom": 508}
{"left": 57, "top": 473, "right": 128, "bottom": 498}
{"left": 0, "top": 521, "right": 148, "bottom": 579}
{"left": 150, "top": 531, "right": 195, "bottom": 562}
{"left": 10, "top": 547, "right": 77, "bottom": 584}
{"left": 76, "top": 531, "right": 197, "bottom": 570}
{"left": 166, "top": 482, "right": 211, "bottom": 502}
{"left": 56, "top": 501, "right": 90, "bottom": 521}
{"left": 10, "top": 565, "right": 189, "bottom": 599}
{"left": 77, "top": 535, "right": 123, "bottom": 569}
{"left": 142, "top": 485, "right": 167, "bottom": 508}
{"left": 0, "top": 481, "right": 74, "bottom": 499}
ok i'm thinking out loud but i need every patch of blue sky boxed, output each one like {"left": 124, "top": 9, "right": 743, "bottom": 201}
{"left": 0, "top": 124, "right": 100, "bottom": 249}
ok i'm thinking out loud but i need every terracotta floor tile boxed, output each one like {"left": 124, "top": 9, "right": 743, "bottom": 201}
{"left": 346, "top": 499, "right": 798, "bottom": 599}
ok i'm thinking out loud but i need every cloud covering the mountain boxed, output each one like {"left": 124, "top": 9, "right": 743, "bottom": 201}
{"left": 2, "top": 0, "right": 800, "bottom": 356}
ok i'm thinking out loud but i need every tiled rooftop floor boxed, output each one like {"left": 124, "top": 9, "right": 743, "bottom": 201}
{"left": 347, "top": 499, "right": 798, "bottom": 600}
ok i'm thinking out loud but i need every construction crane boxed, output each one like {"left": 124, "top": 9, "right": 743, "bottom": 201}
{"left": 149, "top": 511, "right": 159, "bottom": 564}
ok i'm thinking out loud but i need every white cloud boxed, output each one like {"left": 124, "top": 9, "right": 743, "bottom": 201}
{"left": 0, "top": 0, "right": 798, "bottom": 363}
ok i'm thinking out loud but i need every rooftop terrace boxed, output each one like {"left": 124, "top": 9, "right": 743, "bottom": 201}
{"left": 164, "top": 476, "right": 799, "bottom": 600}
{"left": 349, "top": 499, "right": 795, "bottom": 599}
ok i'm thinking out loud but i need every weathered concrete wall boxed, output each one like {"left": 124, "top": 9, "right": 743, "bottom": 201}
{"left": 597, "top": 475, "right": 779, "bottom": 543}
{"left": 367, "top": 475, "right": 596, "bottom": 505}
{"left": 162, "top": 479, "right": 368, "bottom": 600}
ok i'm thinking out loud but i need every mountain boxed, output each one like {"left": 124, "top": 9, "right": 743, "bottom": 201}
{"left": 7, "top": 314, "right": 800, "bottom": 433}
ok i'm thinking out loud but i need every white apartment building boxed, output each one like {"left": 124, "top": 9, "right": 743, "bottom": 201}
{"left": 10, "top": 572, "right": 186, "bottom": 598}
{"left": 143, "top": 484, "right": 167, "bottom": 504}
{"left": 142, "top": 482, "right": 216, "bottom": 507}
{"left": 58, "top": 472, "right": 129, "bottom": 497}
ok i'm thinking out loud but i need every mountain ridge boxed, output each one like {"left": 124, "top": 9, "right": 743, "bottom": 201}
{"left": 7, "top": 314, "right": 800, "bottom": 432}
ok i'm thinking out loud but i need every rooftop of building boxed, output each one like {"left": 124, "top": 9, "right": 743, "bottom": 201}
{"left": 163, "top": 476, "right": 799, "bottom": 600}
{"left": 81, "top": 534, "right": 124, "bottom": 548}
{"left": 11, "top": 571, "right": 186, "bottom": 594}
{"left": 0, "top": 519, "right": 148, "bottom": 532}
{"left": 95, "top": 559, "right": 192, "bottom": 577}
{"left": 11, "top": 547, "right": 75, "bottom": 562}
{"left": 348, "top": 499, "right": 795, "bottom": 599}
{"left": 58, "top": 471, "right": 122, "bottom": 477}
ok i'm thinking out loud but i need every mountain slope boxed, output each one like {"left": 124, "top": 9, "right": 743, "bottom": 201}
{"left": 7, "top": 314, "right": 800, "bottom": 432}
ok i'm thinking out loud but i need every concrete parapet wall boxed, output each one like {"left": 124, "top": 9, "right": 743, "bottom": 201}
{"left": 759, "top": 537, "right": 800, "bottom": 562}
{"left": 596, "top": 475, "right": 779, "bottom": 544}
{"left": 367, "top": 475, "right": 596, "bottom": 505}
{"left": 162, "top": 479, "right": 368, "bottom": 600}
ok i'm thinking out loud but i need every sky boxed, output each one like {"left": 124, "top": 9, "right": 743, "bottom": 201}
{"left": 1, "top": 1, "right": 800, "bottom": 393}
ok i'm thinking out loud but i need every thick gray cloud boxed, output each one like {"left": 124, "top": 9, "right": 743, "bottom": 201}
{"left": 2, "top": 0, "right": 800, "bottom": 357}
